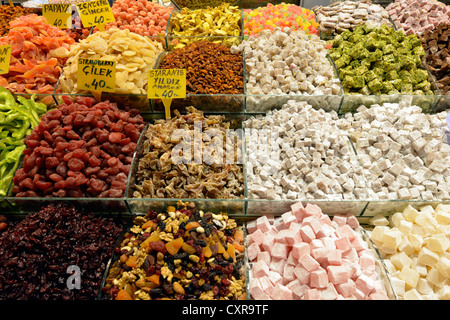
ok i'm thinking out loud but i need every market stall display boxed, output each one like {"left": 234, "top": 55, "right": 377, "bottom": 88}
{"left": 345, "top": 102, "right": 449, "bottom": 201}
{"left": 12, "top": 96, "right": 145, "bottom": 198}
{"left": 59, "top": 28, "right": 164, "bottom": 95}
{"left": 369, "top": 204, "right": 450, "bottom": 300}
{"left": 0, "top": 0, "right": 448, "bottom": 302}
{"left": 132, "top": 107, "right": 244, "bottom": 199}
{"left": 95, "top": 0, "right": 173, "bottom": 37}
{"left": 101, "top": 203, "right": 246, "bottom": 300}
{"left": 0, "top": 14, "right": 75, "bottom": 94}
{"left": 160, "top": 41, "right": 244, "bottom": 95}
{"left": 243, "top": 3, "right": 319, "bottom": 37}
{"left": 0, "top": 4, "right": 35, "bottom": 37}
{"left": 386, "top": 0, "right": 450, "bottom": 36}
{"left": 247, "top": 202, "right": 391, "bottom": 300}
{"left": 421, "top": 23, "right": 450, "bottom": 95}
{"left": 167, "top": 3, "right": 242, "bottom": 49}
{"left": 329, "top": 24, "right": 434, "bottom": 96}
{"left": 244, "top": 100, "right": 365, "bottom": 200}
{"left": 231, "top": 27, "right": 340, "bottom": 111}
{"left": 0, "top": 203, "right": 123, "bottom": 300}
{"left": 313, "top": 0, "right": 393, "bottom": 39}
{"left": 171, "top": 0, "right": 237, "bottom": 10}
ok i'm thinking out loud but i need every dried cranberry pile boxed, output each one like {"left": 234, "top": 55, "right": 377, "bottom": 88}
{"left": 12, "top": 96, "right": 145, "bottom": 198}
{"left": 0, "top": 203, "right": 123, "bottom": 300}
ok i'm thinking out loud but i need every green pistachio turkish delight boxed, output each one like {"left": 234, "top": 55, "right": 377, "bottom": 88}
{"left": 329, "top": 23, "right": 434, "bottom": 95}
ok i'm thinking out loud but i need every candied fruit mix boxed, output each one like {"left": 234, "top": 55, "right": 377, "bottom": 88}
{"left": 102, "top": 202, "right": 246, "bottom": 300}
{"left": 0, "top": 203, "right": 124, "bottom": 300}
{"left": 12, "top": 96, "right": 145, "bottom": 198}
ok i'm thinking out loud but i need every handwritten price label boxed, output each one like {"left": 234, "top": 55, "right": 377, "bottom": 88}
{"left": 148, "top": 69, "right": 186, "bottom": 119}
{"left": 76, "top": 0, "right": 115, "bottom": 31}
{"left": 77, "top": 58, "right": 116, "bottom": 95}
{"left": 43, "top": 4, "right": 72, "bottom": 29}
{"left": 0, "top": 45, "right": 11, "bottom": 75}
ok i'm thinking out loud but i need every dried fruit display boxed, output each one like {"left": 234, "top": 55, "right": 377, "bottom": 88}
{"left": 96, "top": 0, "right": 173, "bottom": 37}
{"left": 133, "top": 107, "right": 244, "bottom": 199}
{"left": 0, "top": 203, "right": 123, "bottom": 300}
{"left": 159, "top": 41, "right": 244, "bottom": 95}
{"left": 12, "top": 96, "right": 145, "bottom": 198}
{"left": 0, "top": 5, "right": 35, "bottom": 37}
{"left": 168, "top": 3, "right": 242, "bottom": 49}
{"left": 59, "top": 28, "right": 164, "bottom": 95}
{"left": 102, "top": 202, "right": 246, "bottom": 300}
{"left": 0, "top": 14, "right": 75, "bottom": 94}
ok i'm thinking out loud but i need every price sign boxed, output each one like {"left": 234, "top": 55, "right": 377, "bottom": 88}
{"left": 0, "top": 45, "right": 11, "bottom": 75}
{"left": 42, "top": 4, "right": 72, "bottom": 29}
{"left": 75, "top": 0, "right": 115, "bottom": 31}
{"left": 77, "top": 58, "right": 116, "bottom": 100}
{"left": 148, "top": 69, "right": 186, "bottom": 119}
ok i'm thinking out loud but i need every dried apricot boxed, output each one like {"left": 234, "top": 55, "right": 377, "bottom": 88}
{"left": 185, "top": 221, "right": 200, "bottom": 230}
{"left": 141, "top": 220, "right": 154, "bottom": 230}
{"left": 115, "top": 289, "right": 133, "bottom": 300}
{"left": 166, "top": 237, "right": 184, "bottom": 255}
{"left": 125, "top": 256, "right": 138, "bottom": 268}
{"left": 182, "top": 242, "right": 196, "bottom": 254}
{"left": 146, "top": 274, "right": 160, "bottom": 285}
{"left": 202, "top": 246, "right": 212, "bottom": 258}
{"left": 227, "top": 244, "right": 236, "bottom": 261}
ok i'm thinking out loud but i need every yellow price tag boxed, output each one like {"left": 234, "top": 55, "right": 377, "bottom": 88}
{"left": 77, "top": 58, "right": 116, "bottom": 96}
{"left": 148, "top": 69, "right": 186, "bottom": 119}
{"left": 42, "top": 4, "right": 72, "bottom": 29}
{"left": 0, "top": 45, "right": 11, "bottom": 75}
{"left": 75, "top": 0, "right": 115, "bottom": 30}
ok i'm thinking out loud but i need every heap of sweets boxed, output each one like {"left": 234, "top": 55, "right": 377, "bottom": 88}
{"left": 103, "top": 203, "right": 246, "bottom": 300}
{"left": 133, "top": 107, "right": 244, "bottom": 199}
{"left": 243, "top": 3, "right": 319, "bottom": 37}
{"left": 386, "top": 0, "right": 450, "bottom": 36}
{"left": 231, "top": 28, "right": 340, "bottom": 96}
{"left": 313, "top": 0, "right": 392, "bottom": 38}
{"left": 168, "top": 3, "right": 241, "bottom": 49}
{"left": 244, "top": 100, "right": 365, "bottom": 201}
{"left": 98, "top": 0, "right": 173, "bottom": 37}
{"left": 329, "top": 24, "right": 434, "bottom": 95}
{"left": 343, "top": 101, "right": 449, "bottom": 201}
{"left": 369, "top": 204, "right": 450, "bottom": 300}
{"left": 420, "top": 23, "right": 450, "bottom": 95}
{"left": 248, "top": 202, "right": 390, "bottom": 300}
{"left": 59, "top": 28, "right": 163, "bottom": 95}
